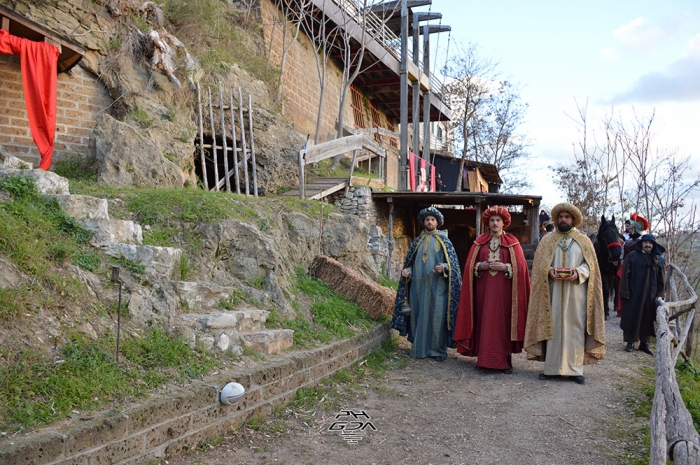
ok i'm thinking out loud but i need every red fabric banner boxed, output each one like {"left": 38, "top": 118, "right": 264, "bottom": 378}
{"left": 408, "top": 152, "right": 436, "bottom": 192}
{"left": 0, "top": 30, "right": 60, "bottom": 170}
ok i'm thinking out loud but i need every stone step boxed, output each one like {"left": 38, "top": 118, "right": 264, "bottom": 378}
{"left": 174, "top": 308, "right": 279, "bottom": 354}
{"left": 0, "top": 169, "right": 69, "bottom": 194}
{"left": 46, "top": 194, "right": 109, "bottom": 220}
{"left": 168, "top": 281, "right": 234, "bottom": 312}
{"left": 83, "top": 219, "right": 143, "bottom": 247}
{"left": 104, "top": 243, "right": 181, "bottom": 280}
{"left": 241, "top": 329, "right": 294, "bottom": 355}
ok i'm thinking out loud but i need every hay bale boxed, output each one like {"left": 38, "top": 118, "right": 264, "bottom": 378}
{"left": 308, "top": 255, "right": 395, "bottom": 320}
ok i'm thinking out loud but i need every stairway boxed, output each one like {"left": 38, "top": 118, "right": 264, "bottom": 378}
{"left": 283, "top": 177, "right": 347, "bottom": 200}
{"left": 1, "top": 165, "right": 293, "bottom": 356}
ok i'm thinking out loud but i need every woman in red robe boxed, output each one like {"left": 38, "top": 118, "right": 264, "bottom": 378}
{"left": 454, "top": 206, "right": 531, "bottom": 373}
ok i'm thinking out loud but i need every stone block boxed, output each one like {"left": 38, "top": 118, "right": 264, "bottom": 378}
{"left": 169, "top": 281, "right": 232, "bottom": 313}
{"left": 83, "top": 219, "right": 143, "bottom": 247}
{"left": 104, "top": 243, "right": 181, "bottom": 280}
{"left": 0, "top": 432, "right": 66, "bottom": 465}
{"left": 288, "top": 370, "right": 310, "bottom": 390}
{"left": 241, "top": 330, "right": 293, "bottom": 355}
{"left": 64, "top": 414, "right": 129, "bottom": 456}
{"left": 46, "top": 194, "right": 109, "bottom": 220}
{"left": 0, "top": 169, "right": 69, "bottom": 194}
{"left": 82, "top": 433, "right": 144, "bottom": 465}
{"left": 145, "top": 416, "right": 192, "bottom": 449}
{"left": 126, "top": 397, "right": 177, "bottom": 432}
{"left": 262, "top": 378, "right": 289, "bottom": 400}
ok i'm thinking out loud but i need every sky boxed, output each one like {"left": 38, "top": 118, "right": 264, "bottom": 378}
{"left": 416, "top": 0, "right": 700, "bottom": 210}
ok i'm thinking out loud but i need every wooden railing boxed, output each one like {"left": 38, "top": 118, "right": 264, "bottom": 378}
{"left": 650, "top": 263, "right": 700, "bottom": 464}
{"left": 297, "top": 134, "right": 386, "bottom": 199}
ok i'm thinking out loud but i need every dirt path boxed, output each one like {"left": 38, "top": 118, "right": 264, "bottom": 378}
{"left": 165, "top": 319, "right": 653, "bottom": 465}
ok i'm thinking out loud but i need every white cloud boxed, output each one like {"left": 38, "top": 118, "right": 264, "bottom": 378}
{"left": 610, "top": 33, "right": 700, "bottom": 103}
{"left": 609, "top": 13, "right": 693, "bottom": 54}
{"left": 599, "top": 47, "right": 620, "bottom": 61}
{"left": 613, "top": 17, "right": 666, "bottom": 53}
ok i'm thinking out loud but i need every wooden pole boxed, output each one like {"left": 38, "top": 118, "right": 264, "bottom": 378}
{"left": 398, "top": 0, "right": 408, "bottom": 190}
{"left": 422, "top": 24, "right": 431, "bottom": 164}
{"left": 248, "top": 93, "right": 258, "bottom": 197}
{"left": 207, "top": 87, "right": 220, "bottom": 191}
{"left": 238, "top": 88, "right": 250, "bottom": 197}
{"left": 345, "top": 150, "right": 357, "bottom": 196}
{"left": 228, "top": 88, "right": 240, "bottom": 195}
{"left": 196, "top": 82, "right": 208, "bottom": 190}
{"left": 217, "top": 82, "right": 231, "bottom": 192}
{"left": 299, "top": 135, "right": 309, "bottom": 200}
{"left": 387, "top": 199, "right": 394, "bottom": 280}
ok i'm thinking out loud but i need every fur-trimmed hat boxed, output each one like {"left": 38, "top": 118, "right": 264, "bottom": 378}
{"left": 482, "top": 205, "right": 512, "bottom": 228}
{"left": 551, "top": 203, "right": 583, "bottom": 228}
{"left": 417, "top": 206, "right": 444, "bottom": 227}
{"left": 630, "top": 213, "right": 649, "bottom": 234}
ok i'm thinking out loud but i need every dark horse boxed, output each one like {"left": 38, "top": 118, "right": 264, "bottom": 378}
{"left": 592, "top": 215, "right": 624, "bottom": 320}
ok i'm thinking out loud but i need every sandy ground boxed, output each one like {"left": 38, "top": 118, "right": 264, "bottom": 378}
{"left": 165, "top": 318, "right": 653, "bottom": 465}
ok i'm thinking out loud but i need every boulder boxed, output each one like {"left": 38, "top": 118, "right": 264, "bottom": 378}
{"left": 0, "top": 153, "right": 33, "bottom": 170}
{"left": 0, "top": 169, "right": 69, "bottom": 194}
{"left": 46, "top": 194, "right": 110, "bottom": 220}
{"left": 90, "top": 114, "right": 187, "bottom": 188}
{"left": 0, "top": 257, "right": 24, "bottom": 288}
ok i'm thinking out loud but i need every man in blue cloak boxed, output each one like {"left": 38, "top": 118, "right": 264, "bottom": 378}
{"left": 391, "top": 207, "right": 462, "bottom": 361}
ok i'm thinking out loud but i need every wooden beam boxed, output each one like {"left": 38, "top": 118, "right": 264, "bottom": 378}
{"left": 302, "top": 135, "right": 387, "bottom": 165}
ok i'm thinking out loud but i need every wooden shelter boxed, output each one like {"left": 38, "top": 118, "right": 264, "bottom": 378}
{"left": 372, "top": 190, "right": 542, "bottom": 274}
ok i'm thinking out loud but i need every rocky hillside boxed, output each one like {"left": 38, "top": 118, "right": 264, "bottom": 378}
{"left": 0, "top": 162, "right": 382, "bottom": 360}
{"left": 6, "top": 0, "right": 304, "bottom": 191}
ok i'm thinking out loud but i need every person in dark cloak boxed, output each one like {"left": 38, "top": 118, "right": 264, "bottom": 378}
{"left": 619, "top": 234, "right": 666, "bottom": 355}
{"left": 390, "top": 207, "right": 462, "bottom": 361}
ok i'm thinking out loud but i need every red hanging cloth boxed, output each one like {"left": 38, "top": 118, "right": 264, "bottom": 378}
{"left": 0, "top": 29, "right": 60, "bottom": 170}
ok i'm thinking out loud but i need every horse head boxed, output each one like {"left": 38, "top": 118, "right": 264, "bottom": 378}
{"left": 597, "top": 215, "right": 622, "bottom": 265}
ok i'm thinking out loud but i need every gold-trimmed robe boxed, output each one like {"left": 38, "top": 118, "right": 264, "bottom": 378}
{"left": 524, "top": 229, "right": 605, "bottom": 374}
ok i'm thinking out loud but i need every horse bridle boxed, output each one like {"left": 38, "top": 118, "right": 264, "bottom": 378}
{"left": 606, "top": 241, "right": 622, "bottom": 262}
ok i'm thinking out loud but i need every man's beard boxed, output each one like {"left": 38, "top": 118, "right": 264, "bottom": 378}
{"left": 558, "top": 222, "right": 573, "bottom": 232}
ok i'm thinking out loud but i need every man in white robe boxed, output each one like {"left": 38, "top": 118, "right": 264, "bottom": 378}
{"left": 524, "top": 203, "right": 605, "bottom": 385}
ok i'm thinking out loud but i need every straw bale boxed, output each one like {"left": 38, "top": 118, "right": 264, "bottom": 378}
{"left": 308, "top": 255, "right": 395, "bottom": 320}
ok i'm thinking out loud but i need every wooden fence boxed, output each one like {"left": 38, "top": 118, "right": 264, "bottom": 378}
{"left": 195, "top": 82, "right": 258, "bottom": 196}
{"left": 650, "top": 263, "right": 700, "bottom": 464}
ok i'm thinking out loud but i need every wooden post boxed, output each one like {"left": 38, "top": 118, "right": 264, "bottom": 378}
{"left": 228, "top": 88, "right": 240, "bottom": 195}
{"left": 248, "top": 94, "right": 258, "bottom": 197}
{"left": 685, "top": 305, "right": 695, "bottom": 359}
{"left": 422, "top": 24, "right": 431, "bottom": 164}
{"left": 196, "top": 83, "right": 208, "bottom": 190}
{"left": 299, "top": 135, "right": 309, "bottom": 200}
{"left": 475, "top": 203, "right": 482, "bottom": 236}
{"left": 217, "top": 82, "right": 231, "bottom": 192}
{"left": 345, "top": 150, "right": 357, "bottom": 196}
{"left": 207, "top": 87, "right": 220, "bottom": 191}
{"left": 388, "top": 198, "right": 394, "bottom": 280}
{"left": 528, "top": 205, "right": 539, "bottom": 244}
{"left": 398, "top": 0, "right": 408, "bottom": 190}
{"left": 238, "top": 88, "right": 249, "bottom": 197}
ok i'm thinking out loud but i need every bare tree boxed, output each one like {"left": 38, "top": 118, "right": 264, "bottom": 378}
{"left": 442, "top": 43, "right": 496, "bottom": 190}
{"left": 443, "top": 44, "right": 529, "bottom": 192}
{"left": 269, "top": 0, "right": 305, "bottom": 105}
{"left": 553, "top": 104, "right": 700, "bottom": 271}
{"left": 298, "top": 0, "right": 339, "bottom": 144}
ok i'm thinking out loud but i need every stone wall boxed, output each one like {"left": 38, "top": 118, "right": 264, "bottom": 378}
{"left": 0, "top": 57, "right": 113, "bottom": 166}
{"left": 0, "top": 323, "right": 389, "bottom": 465}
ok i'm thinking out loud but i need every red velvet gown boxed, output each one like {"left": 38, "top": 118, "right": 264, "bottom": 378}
{"left": 454, "top": 233, "right": 530, "bottom": 370}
